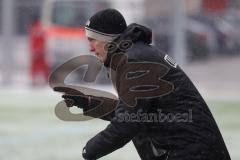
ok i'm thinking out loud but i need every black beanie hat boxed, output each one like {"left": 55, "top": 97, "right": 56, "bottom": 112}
{"left": 85, "top": 9, "right": 127, "bottom": 42}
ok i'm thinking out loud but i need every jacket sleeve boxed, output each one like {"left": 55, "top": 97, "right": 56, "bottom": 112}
{"left": 82, "top": 101, "right": 140, "bottom": 159}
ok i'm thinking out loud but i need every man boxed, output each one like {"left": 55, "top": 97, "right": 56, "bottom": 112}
{"left": 63, "top": 9, "right": 231, "bottom": 160}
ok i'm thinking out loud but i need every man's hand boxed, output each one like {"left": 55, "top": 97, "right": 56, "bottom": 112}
{"left": 62, "top": 94, "right": 89, "bottom": 108}
{"left": 62, "top": 94, "right": 102, "bottom": 112}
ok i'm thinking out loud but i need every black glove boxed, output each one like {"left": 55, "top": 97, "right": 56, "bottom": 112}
{"left": 62, "top": 94, "right": 89, "bottom": 108}
{"left": 62, "top": 94, "right": 101, "bottom": 111}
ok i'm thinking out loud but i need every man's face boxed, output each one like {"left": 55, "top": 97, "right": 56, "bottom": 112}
{"left": 87, "top": 37, "right": 108, "bottom": 62}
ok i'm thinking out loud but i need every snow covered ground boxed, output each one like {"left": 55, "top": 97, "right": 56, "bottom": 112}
{"left": 0, "top": 86, "right": 139, "bottom": 160}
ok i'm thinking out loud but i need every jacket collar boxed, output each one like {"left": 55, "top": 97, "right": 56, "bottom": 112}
{"left": 104, "top": 23, "right": 152, "bottom": 68}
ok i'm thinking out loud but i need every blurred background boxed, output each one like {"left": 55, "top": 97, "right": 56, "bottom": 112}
{"left": 0, "top": 0, "right": 239, "bottom": 159}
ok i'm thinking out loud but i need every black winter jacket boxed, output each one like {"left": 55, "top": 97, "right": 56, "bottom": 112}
{"left": 82, "top": 24, "right": 231, "bottom": 160}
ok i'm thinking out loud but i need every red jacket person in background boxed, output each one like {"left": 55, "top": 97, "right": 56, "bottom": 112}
{"left": 29, "top": 15, "right": 49, "bottom": 86}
